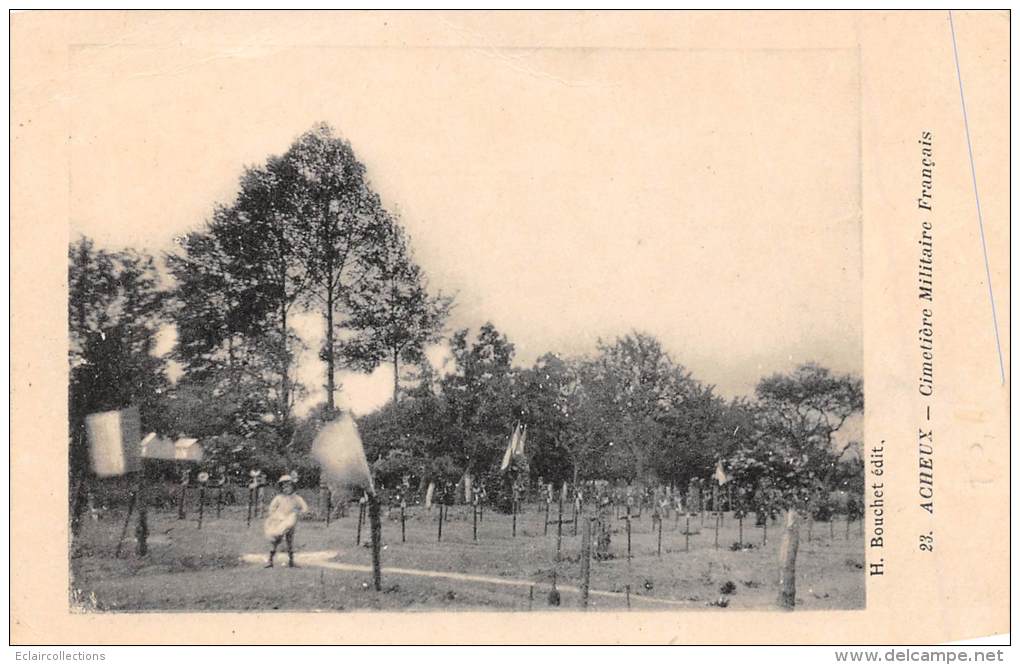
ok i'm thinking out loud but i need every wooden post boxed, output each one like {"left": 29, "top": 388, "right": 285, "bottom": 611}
{"left": 685, "top": 514, "right": 690, "bottom": 552}
{"left": 738, "top": 515, "right": 744, "bottom": 547}
{"left": 400, "top": 502, "right": 406, "bottom": 543}
{"left": 808, "top": 518, "right": 813, "bottom": 542}
{"left": 135, "top": 465, "right": 149, "bottom": 556}
{"left": 580, "top": 518, "right": 592, "bottom": 609}
{"left": 572, "top": 499, "right": 578, "bottom": 537}
{"left": 829, "top": 517, "right": 834, "bottom": 541}
{"left": 763, "top": 518, "right": 768, "bottom": 546}
{"left": 177, "top": 484, "right": 187, "bottom": 520}
{"left": 246, "top": 486, "right": 253, "bottom": 528}
{"left": 356, "top": 501, "right": 365, "bottom": 545}
{"left": 437, "top": 504, "right": 444, "bottom": 542}
{"left": 325, "top": 490, "right": 332, "bottom": 527}
{"left": 115, "top": 488, "right": 137, "bottom": 558}
{"left": 368, "top": 493, "right": 382, "bottom": 591}
{"left": 657, "top": 514, "right": 663, "bottom": 557}
{"left": 473, "top": 501, "right": 478, "bottom": 542}
{"left": 528, "top": 585, "right": 534, "bottom": 611}
{"left": 544, "top": 501, "right": 550, "bottom": 535}
{"left": 714, "top": 511, "right": 720, "bottom": 549}
{"left": 70, "top": 477, "right": 89, "bottom": 540}
{"left": 777, "top": 509, "right": 800, "bottom": 610}
{"left": 555, "top": 497, "right": 564, "bottom": 557}
{"left": 512, "top": 499, "right": 517, "bottom": 538}
{"left": 625, "top": 584, "right": 631, "bottom": 610}
{"left": 626, "top": 510, "right": 632, "bottom": 561}
{"left": 196, "top": 485, "right": 206, "bottom": 529}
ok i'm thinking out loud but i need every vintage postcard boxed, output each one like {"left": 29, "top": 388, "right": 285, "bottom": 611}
{"left": 10, "top": 10, "right": 1009, "bottom": 645}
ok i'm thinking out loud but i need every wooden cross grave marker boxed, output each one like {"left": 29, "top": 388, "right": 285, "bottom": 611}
{"left": 618, "top": 506, "right": 636, "bottom": 561}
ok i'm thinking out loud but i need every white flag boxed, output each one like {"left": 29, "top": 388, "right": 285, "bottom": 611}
{"left": 713, "top": 461, "right": 729, "bottom": 486}
{"left": 516, "top": 424, "right": 527, "bottom": 456}
{"left": 499, "top": 422, "right": 521, "bottom": 472}
{"left": 311, "top": 414, "right": 374, "bottom": 493}
{"left": 85, "top": 407, "right": 142, "bottom": 477}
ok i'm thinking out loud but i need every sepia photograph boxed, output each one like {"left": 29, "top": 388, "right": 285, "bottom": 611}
{"left": 65, "top": 11, "right": 864, "bottom": 614}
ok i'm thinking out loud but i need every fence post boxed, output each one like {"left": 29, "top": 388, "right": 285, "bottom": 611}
{"left": 368, "top": 493, "right": 382, "bottom": 591}
{"left": 626, "top": 513, "right": 632, "bottom": 561}
{"left": 115, "top": 489, "right": 137, "bottom": 558}
{"left": 356, "top": 501, "right": 365, "bottom": 545}
{"left": 580, "top": 518, "right": 592, "bottom": 610}
{"left": 196, "top": 486, "right": 206, "bottom": 530}
{"left": 135, "top": 467, "right": 149, "bottom": 556}
{"left": 177, "top": 484, "right": 187, "bottom": 520}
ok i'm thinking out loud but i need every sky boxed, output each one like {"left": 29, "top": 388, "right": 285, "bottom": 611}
{"left": 69, "top": 30, "right": 862, "bottom": 417}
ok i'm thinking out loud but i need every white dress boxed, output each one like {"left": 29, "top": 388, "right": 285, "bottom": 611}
{"left": 263, "top": 494, "right": 308, "bottom": 539}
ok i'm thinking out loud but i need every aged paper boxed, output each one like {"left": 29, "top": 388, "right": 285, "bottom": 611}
{"left": 10, "top": 10, "right": 1009, "bottom": 644}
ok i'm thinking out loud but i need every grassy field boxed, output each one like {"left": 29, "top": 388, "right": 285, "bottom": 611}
{"left": 70, "top": 493, "right": 865, "bottom": 613}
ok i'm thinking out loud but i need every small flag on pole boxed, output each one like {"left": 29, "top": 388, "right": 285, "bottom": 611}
{"left": 85, "top": 406, "right": 142, "bottom": 477}
{"left": 500, "top": 422, "right": 523, "bottom": 473}
{"left": 713, "top": 461, "right": 729, "bottom": 486}
{"left": 311, "top": 414, "right": 374, "bottom": 494}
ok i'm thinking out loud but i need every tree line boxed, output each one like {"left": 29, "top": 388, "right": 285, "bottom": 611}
{"left": 68, "top": 123, "right": 863, "bottom": 522}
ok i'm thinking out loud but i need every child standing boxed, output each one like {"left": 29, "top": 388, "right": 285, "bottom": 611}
{"left": 263, "top": 475, "right": 308, "bottom": 568}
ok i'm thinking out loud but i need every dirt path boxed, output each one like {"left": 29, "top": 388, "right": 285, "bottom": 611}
{"left": 241, "top": 551, "right": 695, "bottom": 608}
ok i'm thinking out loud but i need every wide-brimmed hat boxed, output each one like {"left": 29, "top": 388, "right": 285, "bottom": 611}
{"left": 278, "top": 474, "right": 294, "bottom": 485}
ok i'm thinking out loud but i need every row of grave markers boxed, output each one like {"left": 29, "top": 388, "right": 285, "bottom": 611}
{"left": 161, "top": 481, "right": 864, "bottom": 551}
{"left": 112, "top": 478, "right": 863, "bottom": 570}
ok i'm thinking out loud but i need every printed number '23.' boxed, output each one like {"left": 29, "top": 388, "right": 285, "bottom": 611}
{"left": 919, "top": 532, "right": 934, "bottom": 552}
